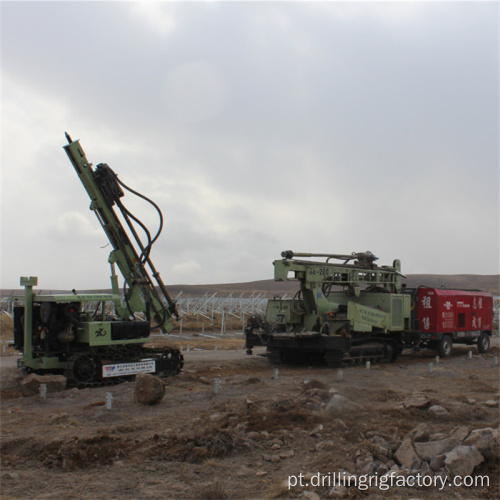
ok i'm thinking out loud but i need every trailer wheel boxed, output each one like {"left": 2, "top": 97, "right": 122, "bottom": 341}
{"left": 437, "top": 336, "right": 453, "bottom": 358}
{"left": 477, "top": 333, "right": 490, "bottom": 354}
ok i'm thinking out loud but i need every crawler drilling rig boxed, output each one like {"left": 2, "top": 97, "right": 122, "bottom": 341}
{"left": 13, "top": 134, "right": 183, "bottom": 386}
{"left": 245, "top": 250, "right": 412, "bottom": 367}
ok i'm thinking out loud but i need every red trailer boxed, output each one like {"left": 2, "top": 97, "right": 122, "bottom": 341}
{"left": 415, "top": 287, "right": 493, "bottom": 357}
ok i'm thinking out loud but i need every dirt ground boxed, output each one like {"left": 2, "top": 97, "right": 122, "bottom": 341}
{"left": 1, "top": 332, "right": 499, "bottom": 500}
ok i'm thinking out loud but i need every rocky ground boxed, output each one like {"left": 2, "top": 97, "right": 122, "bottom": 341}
{"left": 1, "top": 336, "right": 499, "bottom": 499}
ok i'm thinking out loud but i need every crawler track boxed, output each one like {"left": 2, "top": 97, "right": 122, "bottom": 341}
{"left": 267, "top": 340, "right": 397, "bottom": 369}
{"left": 64, "top": 346, "right": 184, "bottom": 388}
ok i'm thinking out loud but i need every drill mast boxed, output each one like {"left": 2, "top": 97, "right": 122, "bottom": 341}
{"left": 63, "top": 133, "right": 178, "bottom": 333}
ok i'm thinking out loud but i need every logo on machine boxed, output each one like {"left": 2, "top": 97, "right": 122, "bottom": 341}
{"left": 102, "top": 360, "right": 156, "bottom": 377}
{"left": 444, "top": 301, "right": 453, "bottom": 310}
{"left": 95, "top": 328, "right": 106, "bottom": 337}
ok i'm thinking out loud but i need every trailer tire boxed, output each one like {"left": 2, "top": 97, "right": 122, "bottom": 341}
{"left": 477, "top": 333, "right": 490, "bottom": 354}
{"left": 437, "top": 335, "right": 453, "bottom": 358}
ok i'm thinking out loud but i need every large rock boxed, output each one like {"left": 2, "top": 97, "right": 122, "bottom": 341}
{"left": 394, "top": 438, "right": 421, "bottom": 469}
{"left": 329, "top": 485, "right": 349, "bottom": 498}
{"left": 309, "top": 424, "right": 324, "bottom": 437}
{"left": 430, "top": 432, "right": 448, "bottom": 441}
{"left": 325, "top": 394, "right": 365, "bottom": 415}
{"left": 427, "top": 405, "right": 449, "bottom": 417}
{"left": 450, "top": 426, "right": 471, "bottom": 442}
{"left": 414, "top": 438, "right": 459, "bottom": 462}
{"left": 20, "top": 373, "right": 67, "bottom": 397}
{"left": 429, "top": 454, "right": 446, "bottom": 472}
{"left": 372, "top": 435, "right": 391, "bottom": 459}
{"left": 316, "top": 440, "right": 335, "bottom": 452}
{"left": 333, "top": 418, "right": 348, "bottom": 431}
{"left": 302, "top": 492, "right": 320, "bottom": 500}
{"left": 302, "top": 379, "right": 328, "bottom": 392}
{"left": 403, "top": 394, "right": 430, "bottom": 409}
{"left": 404, "top": 423, "right": 430, "bottom": 442}
{"left": 305, "top": 388, "right": 330, "bottom": 401}
{"left": 463, "top": 428, "right": 499, "bottom": 460}
{"left": 134, "top": 373, "right": 166, "bottom": 405}
{"left": 416, "top": 461, "right": 432, "bottom": 477}
{"left": 444, "top": 446, "right": 484, "bottom": 476}
{"left": 356, "top": 452, "right": 377, "bottom": 474}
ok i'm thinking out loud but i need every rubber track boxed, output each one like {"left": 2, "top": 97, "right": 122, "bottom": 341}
{"left": 267, "top": 342, "right": 396, "bottom": 369}
{"left": 64, "top": 346, "right": 183, "bottom": 388}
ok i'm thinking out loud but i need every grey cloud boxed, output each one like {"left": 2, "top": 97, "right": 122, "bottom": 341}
{"left": 1, "top": 1, "right": 498, "bottom": 288}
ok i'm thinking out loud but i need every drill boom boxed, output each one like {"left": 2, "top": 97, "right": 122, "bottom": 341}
{"left": 63, "top": 134, "right": 178, "bottom": 332}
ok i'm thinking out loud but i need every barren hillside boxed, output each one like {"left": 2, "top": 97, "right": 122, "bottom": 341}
{"left": 167, "top": 274, "right": 500, "bottom": 298}
{"left": 1, "top": 275, "right": 498, "bottom": 299}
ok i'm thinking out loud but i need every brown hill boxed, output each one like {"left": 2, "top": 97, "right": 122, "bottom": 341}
{"left": 2, "top": 275, "right": 498, "bottom": 298}
{"left": 402, "top": 275, "right": 499, "bottom": 295}
{"left": 167, "top": 274, "right": 499, "bottom": 298}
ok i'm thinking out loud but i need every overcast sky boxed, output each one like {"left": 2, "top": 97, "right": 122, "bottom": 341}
{"left": 1, "top": 0, "right": 498, "bottom": 290}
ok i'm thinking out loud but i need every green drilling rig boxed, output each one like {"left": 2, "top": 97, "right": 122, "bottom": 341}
{"left": 245, "top": 250, "right": 413, "bottom": 367}
{"left": 13, "top": 134, "right": 183, "bottom": 386}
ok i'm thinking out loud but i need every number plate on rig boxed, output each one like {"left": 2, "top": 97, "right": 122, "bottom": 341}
{"left": 102, "top": 360, "right": 156, "bottom": 377}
